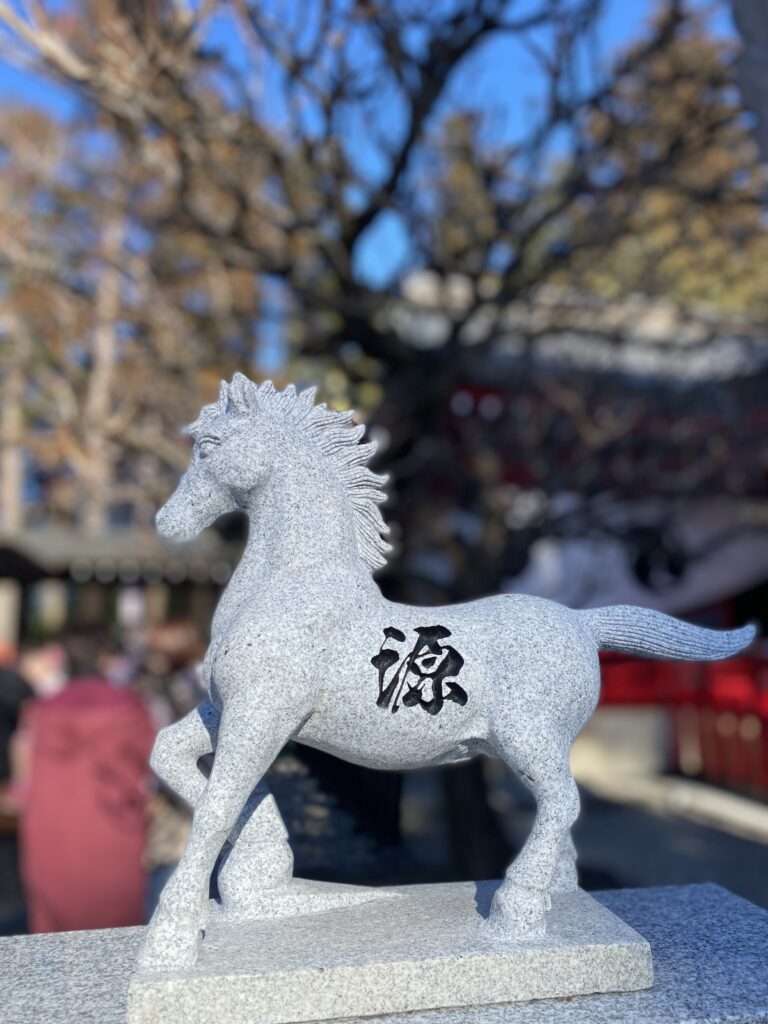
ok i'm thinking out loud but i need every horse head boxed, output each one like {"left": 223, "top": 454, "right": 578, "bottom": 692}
{"left": 156, "top": 374, "right": 391, "bottom": 572}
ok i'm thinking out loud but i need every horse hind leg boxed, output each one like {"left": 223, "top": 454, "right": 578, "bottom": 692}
{"left": 486, "top": 725, "right": 580, "bottom": 939}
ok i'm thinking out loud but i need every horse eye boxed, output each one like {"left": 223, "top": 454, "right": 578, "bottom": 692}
{"left": 197, "top": 437, "right": 220, "bottom": 458}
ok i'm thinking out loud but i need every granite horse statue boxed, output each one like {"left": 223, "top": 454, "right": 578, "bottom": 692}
{"left": 139, "top": 374, "right": 756, "bottom": 969}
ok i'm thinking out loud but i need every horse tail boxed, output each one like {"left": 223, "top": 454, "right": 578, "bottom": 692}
{"left": 578, "top": 605, "right": 757, "bottom": 661}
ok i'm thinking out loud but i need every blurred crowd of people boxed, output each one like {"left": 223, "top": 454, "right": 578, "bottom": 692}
{"left": 0, "top": 620, "right": 207, "bottom": 935}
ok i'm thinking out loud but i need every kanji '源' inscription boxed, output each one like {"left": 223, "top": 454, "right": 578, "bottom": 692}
{"left": 372, "top": 625, "right": 467, "bottom": 716}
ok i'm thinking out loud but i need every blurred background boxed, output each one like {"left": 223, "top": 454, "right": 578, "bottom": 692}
{"left": 0, "top": 0, "right": 767, "bottom": 937}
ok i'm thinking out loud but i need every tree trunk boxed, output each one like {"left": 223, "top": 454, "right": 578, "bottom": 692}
{"left": 0, "top": 363, "right": 24, "bottom": 535}
{"left": 82, "top": 215, "right": 124, "bottom": 536}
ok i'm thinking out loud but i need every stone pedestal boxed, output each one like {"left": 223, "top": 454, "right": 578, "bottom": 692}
{"left": 1, "top": 884, "right": 767, "bottom": 1024}
{"left": 129, "top": 882, "right": 651, "bottom": 1024}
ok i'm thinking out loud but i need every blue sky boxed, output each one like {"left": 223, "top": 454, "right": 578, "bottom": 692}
{"left": 0, "top": 0, "right": 736, "bottom": 294}
{"left": 0, "top": 1, "right": 734, "bottom": 111}
{"left": 349, "top": 0, "right": 737, "bottom": 286}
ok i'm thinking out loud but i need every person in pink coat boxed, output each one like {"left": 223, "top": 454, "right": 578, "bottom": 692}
{"left": 17, "top": 628, "right": 154, "bottom": 933}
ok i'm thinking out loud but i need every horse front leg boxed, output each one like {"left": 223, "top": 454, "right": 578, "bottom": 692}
{"left": 150, "top": 700, "right": 220, "bottom": 807}
{"left": 138, "top": 695, "right": 293, "bottom": 970}
{"left": 150, "top": 701, "right": 294, "bottom": 916}
{"left": 487, "top": 731, "right": 580, "bottom": 940}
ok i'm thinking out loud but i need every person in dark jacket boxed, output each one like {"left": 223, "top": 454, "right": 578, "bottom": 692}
{"left": 0, "top": 655, "right": 32, "bottom": 933}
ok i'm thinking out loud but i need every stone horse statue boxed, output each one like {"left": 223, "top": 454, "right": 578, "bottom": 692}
{"left": 139, "top": 374, "right": 756, "bottom": 969}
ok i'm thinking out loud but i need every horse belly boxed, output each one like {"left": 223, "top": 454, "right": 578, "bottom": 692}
{"left": 291, "top": 601, "right": 504, "bottom": 769}
{"left": 292, "top": 671, "right": 481, "bottom": 770}
{"left": 294, "top": 706, "right": 478, "bottom": 771}
{"left": 291, "top": 593, "right": 598, "bottom": 768}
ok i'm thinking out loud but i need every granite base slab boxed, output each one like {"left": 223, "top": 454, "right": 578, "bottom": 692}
{"left": 4, "top": 884, "right": 766, "bottom": 1024}
{"left": 127, "top": 881, "right": 652, "bottom": 1024}
{"left": 210, "top": 876, "right": 398, "bottom": 922}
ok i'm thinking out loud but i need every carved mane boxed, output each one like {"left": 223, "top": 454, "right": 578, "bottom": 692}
{"left": 185, "top": 373, "right": 391, "bottom": 571}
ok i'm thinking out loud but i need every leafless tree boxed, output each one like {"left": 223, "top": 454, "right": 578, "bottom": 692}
{"left": 0, "top": 0, "right": 764, "bottom": 603}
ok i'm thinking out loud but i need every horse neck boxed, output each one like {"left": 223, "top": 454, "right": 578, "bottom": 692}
{"left": 214, "top": 459, "right": 376, "bottom": 631}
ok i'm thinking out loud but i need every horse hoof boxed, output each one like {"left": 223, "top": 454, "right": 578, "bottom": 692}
{"left": 483, "top": 883, "right": 548, "bottom": 941}
{"left": 137, "top": 913, "right": 203, "bottom": 971}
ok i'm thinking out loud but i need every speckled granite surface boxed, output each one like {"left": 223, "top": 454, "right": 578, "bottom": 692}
{"left": 140, "top": 374, "right": 756, "bottom": 970}
{"left": 1, "top": 883, "right": 766, "bottom": 1024}
{"left": 208, "top": 876, "right": 398, "bottom": 922}
{"left": 128, "top": 882, "right": 651, "bottom": 1023}
{"left": 348, "top": 883, "right": 768, "bottom": 1024}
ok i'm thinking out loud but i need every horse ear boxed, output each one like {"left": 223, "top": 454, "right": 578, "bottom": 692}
{"left": 217, "top": 381, "right": 230, "bottom": 412}
{"left": 230, "top": 372, "right": 258, "bottom": 413}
